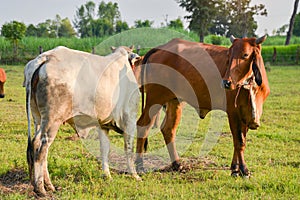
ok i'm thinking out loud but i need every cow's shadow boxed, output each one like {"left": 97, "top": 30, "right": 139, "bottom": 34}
{"left": 0, "top": 168, "right": 31, "bottom": 195}
{"left": 112, "top": 156, "right": 230, "bottom": 176}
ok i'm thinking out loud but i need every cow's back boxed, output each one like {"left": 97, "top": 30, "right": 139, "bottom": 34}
{"left": 144, "top": 39, "right": 228, "bottom": 110}
{"left": 33, "top": 46, "right": 138, "bottom": 125}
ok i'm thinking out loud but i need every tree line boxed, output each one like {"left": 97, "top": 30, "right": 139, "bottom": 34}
{"left": 1, "top": 0, "right": 300, "bottom": 44}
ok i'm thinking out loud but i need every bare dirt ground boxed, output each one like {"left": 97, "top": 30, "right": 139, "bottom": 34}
{"left": 0, "top": 168, "right": 33, "bottom": 197}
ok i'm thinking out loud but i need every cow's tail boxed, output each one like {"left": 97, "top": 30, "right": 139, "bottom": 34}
{"left": 26, "top": 58, "right": 47, "bottom": 169}
{"left": 140, "top": 47, "right": 160, "bottom": 152}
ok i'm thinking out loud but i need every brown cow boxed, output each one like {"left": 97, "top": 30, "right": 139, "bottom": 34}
{"left": 135, "top": 36, "right": 270, "bottom": 177}
{"left": 0, "top": 68, "right": 6, "bottom": 98}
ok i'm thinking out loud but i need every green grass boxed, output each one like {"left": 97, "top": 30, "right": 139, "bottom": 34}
{"left": 0, "top": 65, "right": 299, "bottom": 199}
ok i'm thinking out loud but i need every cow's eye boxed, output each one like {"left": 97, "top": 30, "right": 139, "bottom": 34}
{"left": 242, "top": 53, "right": 249, "bottom": 59}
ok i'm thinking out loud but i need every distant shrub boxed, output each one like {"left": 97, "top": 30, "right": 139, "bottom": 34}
{"left": 211, "top": 35, "right": 222, "bottom": 45}
{"left": 262, "top": 45, "right": 300, "bottom": 65}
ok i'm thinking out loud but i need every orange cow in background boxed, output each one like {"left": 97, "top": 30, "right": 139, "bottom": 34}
{"left": 0, "top": 68, "right": 6, "bottom": 98}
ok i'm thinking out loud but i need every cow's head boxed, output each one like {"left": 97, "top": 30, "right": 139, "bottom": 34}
{"left": 111, "top": 45, "right": 142, "bottom": 70}
{"left": 222, "top": 35, "right": 267, "bottom": 90}
{"left": 0, "top": 68, "right": 6, "bottom": 98}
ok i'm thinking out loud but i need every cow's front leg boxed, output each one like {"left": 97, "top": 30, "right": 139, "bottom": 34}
{"left": 123, "top": 132, "right": 141, "bottom": 181}
{"left": 230, "top": 149, "right": 240, "bottom": 177}
{"left": 230, "top": 122, "right": 250, "bottom": 178}
{"left": 98, "top": 128, "right": 111, "bottom": 179}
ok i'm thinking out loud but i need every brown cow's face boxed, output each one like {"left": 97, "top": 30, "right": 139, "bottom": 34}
{"left": 111, "top": 45, "right": 142, "bottom": 69}
{"left": 223, "top": 35, "right": 267, "bottom": 90}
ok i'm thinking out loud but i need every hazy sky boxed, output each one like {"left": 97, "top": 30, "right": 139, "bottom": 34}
{"left": 0, "top": 0, "right": 299, "bottom": 36}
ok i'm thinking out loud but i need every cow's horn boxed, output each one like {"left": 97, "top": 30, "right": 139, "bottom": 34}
{"left": 256, "top": 35, "right": 267, "bottom": 45}
{"left": 230, "top": 35, "right": 236, "bottom": 43}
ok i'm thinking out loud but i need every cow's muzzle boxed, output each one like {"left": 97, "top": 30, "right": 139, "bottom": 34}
{"left": 222, "top": 80, "right": 232, "bottom": 90}
{"left": 0, "top": 94, "right": 5, "bottom": 98}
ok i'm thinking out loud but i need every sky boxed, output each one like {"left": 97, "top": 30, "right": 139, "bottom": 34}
{"left": 0, "top": 0, "right": 299, "bottom": 36}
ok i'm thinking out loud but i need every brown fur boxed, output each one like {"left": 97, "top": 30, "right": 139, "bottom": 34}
{"left": 135, "top": 38, "right": 270, "bottom": 177}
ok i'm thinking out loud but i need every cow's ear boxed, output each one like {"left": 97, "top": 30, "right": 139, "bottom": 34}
{"left": 252, "top": 56, "right": 262, "bottom": 86}
{"left": 129, "top": 45, "right": 134, "bottom": 51}
{"left": 111, "top": 46, "right": 116, "bottom": 51}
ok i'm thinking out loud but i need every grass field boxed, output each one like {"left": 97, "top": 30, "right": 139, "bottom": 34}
{"left": 0, "top": 64, "right": 299, "bottom": 199}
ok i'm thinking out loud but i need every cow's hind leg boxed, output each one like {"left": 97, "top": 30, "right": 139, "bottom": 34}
{"left": 43, "top": 123, "right": 60, "bottom": 192}
{"left": 136, "top": 103, "right": 162, "bottom": 172}
{"left": 98, "top": 128, "right": 111, "bottom": 179}
{"left": 123, "top": 132, "right": 141, "bottom": 181}
{"left": 160, "top": 99, "right": 183, "bottom": 171}
{"left": 32, "top": 122, "right": 60, "bottom": 196}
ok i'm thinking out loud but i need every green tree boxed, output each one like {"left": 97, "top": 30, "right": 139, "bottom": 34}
{"left": 26, "top": 24, "right": 38, "bottom": 37}
{"left": 225, "top": 0, "right": 267, "bottom": 37}
{"left": 74, "top": 1, "right": 121, "bottom": 37}
{"left": 276, "top": 24, "right": 289, "bottom": 36}
{"left": 177, "top": 0, "right": 222, "bottom": 42}
{"left": 209, "top": 4, "right": 230, "bottom": 36}
{"left": 59, "top": 18, "right": 76, "bottom": 38}
{"left": 116, "top": 20, "right": 129, "bottom": 33}
{"left": 35, "top": 20, "right": 56, "bottom": 38}
{"left": 134, "top": 20, "right": 153, "bottom": 28}
{"left": 73, "top": 2, "right": 94, "bottom": 37}
{"left": 98, "top": 1, "right": 120, "bottom": 26}
{"left": 293, "top": 12, "right": 300, "bottom": 36}
{"left": 168, "top": 18, "right": 184, "bottom": 29}
{"left": 90, "top": 19, "right": 114, "bottom": 37}
{"left": 1, "top": 20, "right": 26, "bottom": 57}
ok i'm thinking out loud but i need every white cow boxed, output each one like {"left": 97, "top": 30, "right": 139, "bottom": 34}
{"left": 25, "top": 46, "right": 141, "bottom": 197}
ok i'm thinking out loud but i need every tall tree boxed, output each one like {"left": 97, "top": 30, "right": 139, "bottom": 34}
{"left": 168, "top": 18, "right": 184, "bottom": 29}
{"left": 74, "top": 1, "right": 121, "bottom": 37}
{"left": 59, "top": 18, "right": 76, "bottom": 38}
{"left": 85, "top": 1, "right": 96, "bottom": 20}
{"left": 51, "top": 14, "right": 61, "bottom": 38}
{"left": 293, "top": 12, "right": 300, "bottom": 36}
{"left": 285, "top": 0, "right": 299, "bottom": 45}
{"left": 1, "top": 21, "right": 26, "bottom": 58}
{"left": 26, "top": 24, "right": 38, "bottom": 37}
{"left": 98, "top": 1, "right": 120, "bottom": 26}
{"left": 209, "top": 5, "right": 230, "bottom": 36}
{"left": 134, "top": 20, "right": 154, "bottom": 28}
{"left": 73, "top": 1, "right": 96, "bottom": 37}
{"left": 177, "top": 0, "right": 222, "bottom": 42}
{"left": 116, "top": 20, "right": 129, "bottom": 33}
{"left": 36, "top": 21, "right": 50, "bottom": 37}
{"left": 225, "top": 0, "right": 267, "bottom": 37}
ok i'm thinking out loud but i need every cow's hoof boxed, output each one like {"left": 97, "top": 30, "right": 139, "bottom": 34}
{"left": 135, "top": 159, "right": 145, "bottom": 174}
{"left": 136, "top": 166, "right": 146, "bottom": 174}
{"left": 101, "top": 172, "right": 112, "bottom": 180}
{"left": 44, "top": 183, "right": 55, "bottom": 192}
{"left": 132, "top": 174, "right": 142, "bottom": 181}
{"left": 231, "top": 171, "right": 239, "bottom": 177}
{"left": 34, "top": 188, "right": 47, "bottom": 198}
{"left": 242, "top": 174, "right": 251, "bottom": 179}
{"left": 240, "top": 171, "right": 251, "bottom": 179}
{"left": 239, "top": 166, "right": 250, "bottom": 178}
{"left": 171, "top": 161, "right": 183, "bottom": 171}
